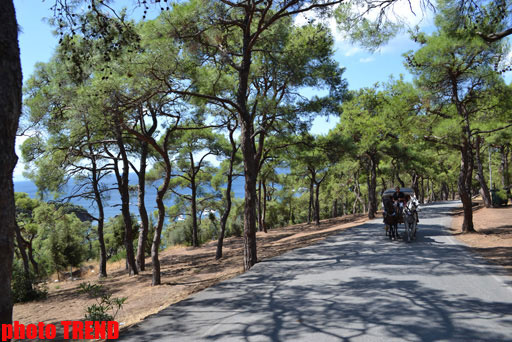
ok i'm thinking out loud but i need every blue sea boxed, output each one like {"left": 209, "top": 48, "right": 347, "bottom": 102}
{"left": 14, "top": 174, "right": 246, "bottom": 221}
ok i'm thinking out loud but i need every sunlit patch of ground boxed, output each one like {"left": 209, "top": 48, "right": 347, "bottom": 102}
{"left": 13, "top": 213, "right": 368, "bottom": 341}
{"left": 451, "top": 200, "right": 512, "bottom": 275}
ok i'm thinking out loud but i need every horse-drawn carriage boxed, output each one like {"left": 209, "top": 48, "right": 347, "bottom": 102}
{"left": 382, "top": 187, "right": 420, "bottom": 242}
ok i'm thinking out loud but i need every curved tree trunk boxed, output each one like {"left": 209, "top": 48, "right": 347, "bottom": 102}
{"left": 136, "top": 142, "right": 150, "bottom": 271}
{"left": 215, "top": 171, "right": 233, "bottom": 260}
{"left": 0, "top": 0, "right": 21, "bottom": 328}
{"left": 86, "top": 135, "right": 108, "bottom": 278}
{"left": 14, "top": 223, "right": 32, "bottom": 294}
{"left": 91, "top": 181, "right": 107, "bottom": 278}
{"left": 150, "top": 148, "right": 172, "bottom": 286}
{"left": 26, "top": 236, "right": 38, "bottom": 275}
{"left": 112, "top": 114, "right": 137, "bottom": 276}
{"left": 122, "top": 108, "right": 171, "bottom": 285}
{"left": 216, "top": 126, "right": 237, "bottom": 260}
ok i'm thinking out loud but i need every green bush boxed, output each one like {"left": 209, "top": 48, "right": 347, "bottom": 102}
{"left": 164, "top": 220, "right": 191, "bottom": 246}
{"left": 108, "top": 249, "right": 126, "bottom": 263}
{"left": 79, "top": 282, "right": 126, "bottom": 321}
{"left": 228, "top": 217, "right": 243, "bottom": 237}
{"left": 497, "top": 190, "right": 509, "bottom": 202}
{"left": 492, "top": 189, "right": 509, "bottom": 207}
{"left": 11, "top": 261, "right": 47, "bottom": 303}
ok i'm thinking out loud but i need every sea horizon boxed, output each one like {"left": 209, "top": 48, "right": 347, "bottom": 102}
{"left": 14, "top": 174, "right": 246, "bottom": 221}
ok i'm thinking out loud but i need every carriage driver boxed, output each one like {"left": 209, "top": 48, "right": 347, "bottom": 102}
{"left": 392, "top": 186, "right": 406, "bottom": 208}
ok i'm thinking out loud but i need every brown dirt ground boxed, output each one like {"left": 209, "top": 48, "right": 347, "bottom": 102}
{"left": 450, "top": 200, "right": 512, "bottom": 275}
{"left": 13, "top": 203, "right": 512, "bottom": 341}
{"left": 13, "top": 213, "right": 368, "bottom": 341}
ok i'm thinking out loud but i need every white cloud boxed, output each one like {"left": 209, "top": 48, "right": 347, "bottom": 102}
{"left": 295, "top": 0, "right": 435, "bottom": 54}
{"left": 387, "top": 0, "right": 436, "bottom": 28}
{"left": 359, "top": 57, "right": 375, "bottom": 63}
{"left": 343, "top": 45, "right": 364, "bottom": 57}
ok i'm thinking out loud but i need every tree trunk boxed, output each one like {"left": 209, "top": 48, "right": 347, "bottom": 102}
{"left": 353, "top": 175, "right": 362, "bottom": 214}
{"left": 122, "top": 112, "right": 172, "bottom": 285}
{"left": 420, "top": 177, "right": 425, "bottom": 204}
{"left": 136, "top": 142, "right": 150, "bottom": 271}
{"left": 393, "top": 159, "right": 405, "bottom": 188}
{"left": 426, "top": 178, "right": 431, "bottom": 203}
{"left": 500, "top": 145, "right": 510, "bottom": 189}
{"left": 410, "top": 171, "right": 420, "bottom": 199}
{"left": 96, "top": 217, "right": 107, "bottom": 278}
{"left": 314, "top": 182, "right": 321, "bottom": 225}
{"left": 151, "top": 157, "right": 171, "bottom": 285}
{"left": 459, "top": 141, "right": 475, "bottom": 233}
{"left": 367, "top": 153, "right": 378, "bottom": 219}
{"left": 216, "top": 127, "right": 237, "bottom": 260}
{"left": 475, "top": 136, "right": 492, "bottom": 207}
{"left": 191, "top": 176, "right": 199, "bottom": 247}
{"left": 289, "top": 195, "right": 294, "bottom": 224}
{"left": 381, "top": 177, "right": 387, "bottom": 194}
{"left": 14, "top": 225, "right": 30, "bottom": 277}
{"left": 332, "top": 198, "right": 338, "bottom": 218}
{"left": 262, "top": 181, "right": 268, "bottom": 233}
{"left": 258, "top": 178, "right": 263, "bottom": 232}
{"left": 0, "top": 0, "right": 21, "bottom": 328}
{"left": 113, "top": 115, "right": 137, "bottom": 276}
{"left": 88, "top": 154, "right": 107, "bottom": 277}
{"left": 152, "top": 190, "right": 164, "bottom": 285}
{"left": 14, "top": 223, "right": 32, "bottom": 294}
{"left": 441, "top": 182, "right": 449, "bottom": 201}
{"left": 308, "top": 177, "right": 314, "bottom": 224}
{"left": 26, "top": 236, "right": 38, "bottom": 275}
{"left": 235, "top": 16, "right": 260, "bottom": 270}
{"left": 240, "top": 120, "right": 258, "bottom": 270}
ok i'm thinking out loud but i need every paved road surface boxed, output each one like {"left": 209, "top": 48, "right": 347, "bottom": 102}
{"left": 118, "top": 202, "right": 512, "bottom": 341}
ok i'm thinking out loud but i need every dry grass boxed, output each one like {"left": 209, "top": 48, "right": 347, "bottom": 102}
{"left": 13, "top": 213, "right": 368, "bottom": 341}
{"left": 450, "top": 201, "right": 512, "bottom": 275}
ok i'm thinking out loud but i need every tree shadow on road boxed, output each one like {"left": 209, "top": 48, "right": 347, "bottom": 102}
{"left": 119, "top": 218, "right": 512, "bottom": 342}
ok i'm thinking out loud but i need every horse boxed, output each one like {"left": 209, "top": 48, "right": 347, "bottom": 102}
{"left": 383, "top": 199, "right": 399, "bottom": 240}
{"left": 403, "top": 196, "right": 420, "bottom": 242}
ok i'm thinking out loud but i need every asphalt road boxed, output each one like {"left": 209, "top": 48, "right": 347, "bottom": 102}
{"left": 118, "top": 201, "right": 512, "bottom": 342}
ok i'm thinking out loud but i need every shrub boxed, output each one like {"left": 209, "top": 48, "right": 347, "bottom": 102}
{"left": 11, "top": 261, "right": 47, "bottom": 303}
{"left": 79, "top": 282, "right": 126, "bottom": 321}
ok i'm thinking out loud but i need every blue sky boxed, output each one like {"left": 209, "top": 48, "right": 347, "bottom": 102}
{"left": 12, "top": 1, "right": 510, "bottom": 181}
